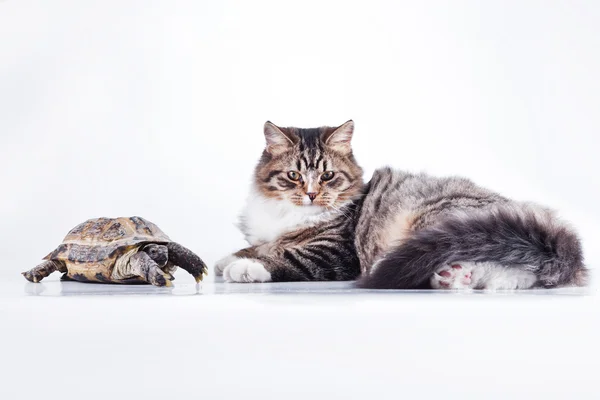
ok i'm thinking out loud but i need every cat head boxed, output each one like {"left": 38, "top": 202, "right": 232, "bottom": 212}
{"left": 254, "top": 120, "right": 364, "bottom": 209}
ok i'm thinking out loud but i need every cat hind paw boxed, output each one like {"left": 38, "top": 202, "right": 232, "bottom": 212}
{"left": 430, "top": 263, "right": 473, "bottom": 289}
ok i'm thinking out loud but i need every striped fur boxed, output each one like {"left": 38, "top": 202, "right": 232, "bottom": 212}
{"left": 250, "top": 120, "right": 363, "bottom": 209}
{"left": 217, "top": 120, "right": 364, "bottom": 281}
{"left": 234, "top": 201, "right": 362, "bottom": 281}
{"left": 217, "top": 122, "right": 587, "bottom": 289}
{"left": 357, "top": 168, "right": 587, "bottom": 289}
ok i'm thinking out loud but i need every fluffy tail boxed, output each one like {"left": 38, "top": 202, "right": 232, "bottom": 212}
{"left": 358, "top": 205, "right": 587, "bottom": 289}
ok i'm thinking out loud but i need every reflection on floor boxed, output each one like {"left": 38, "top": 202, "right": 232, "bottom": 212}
{"left": 16, "top": 276, "right": 592, "bottom": 297}
{"left": 2, "top": 273, "right": 598, "bottom": 400}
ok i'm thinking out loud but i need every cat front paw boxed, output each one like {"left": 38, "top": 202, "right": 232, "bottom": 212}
{"left": 430, "top": 263, "right": 473, "bottom": 289}
{"left": 223, "top": 259, "right": 272, "bottom": 283}
{"left": 214, "top": 254, "right": 239, "bottom": 276}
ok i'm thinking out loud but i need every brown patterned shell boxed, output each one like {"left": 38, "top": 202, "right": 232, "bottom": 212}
{"left": 44, "top": 217, "right": 171, "bottom": 282}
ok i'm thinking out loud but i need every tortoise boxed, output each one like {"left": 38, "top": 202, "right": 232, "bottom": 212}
{"left": 22, "top": 216, "right": 207, "bottom": 287}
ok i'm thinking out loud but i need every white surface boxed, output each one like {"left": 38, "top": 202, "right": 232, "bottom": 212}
{"left": 1, "top": 273, "right": 599, "bottom": 399}
{"left": 1, "top": 1, "right": 600, "bottom": 399}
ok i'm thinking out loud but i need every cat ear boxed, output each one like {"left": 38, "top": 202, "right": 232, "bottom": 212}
{"left": 324, "top": 120, "right": 354, "bottom": 154}
{"left": 264, "top": 121, "right": 295, "bottom": 155}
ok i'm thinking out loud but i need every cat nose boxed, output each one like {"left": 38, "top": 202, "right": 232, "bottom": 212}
{"left": 307, "top": 192, "right": 318, "bottom": 201}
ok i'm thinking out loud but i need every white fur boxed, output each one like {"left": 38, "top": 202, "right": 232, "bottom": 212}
{"left": 216, "top": 188, "right": 342, "bottom": 282}
{"left": 240, "top": 187, "right": 339, "bottom": 245}
{"left": 430, "top": 262, "right": 538, "bottom": 290}
{"left": 223, "top": 259, "right": 272, "bottom": 283}
{"left": 471, "top": 262, "right": 538, "bottom": 290}
{"left": 306, "top": 176, "right": 316, "bottom": 194}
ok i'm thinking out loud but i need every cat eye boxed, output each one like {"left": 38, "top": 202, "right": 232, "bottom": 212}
{"left": 321, "top": 171, "right": 335, "bottom": 181}
{"left": 287, "top": 171, "right": 301, "bottom": 181}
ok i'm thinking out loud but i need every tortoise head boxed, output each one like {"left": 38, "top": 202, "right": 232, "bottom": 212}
{"left": 142, "top": 244, "right": 169, "bottom": 268}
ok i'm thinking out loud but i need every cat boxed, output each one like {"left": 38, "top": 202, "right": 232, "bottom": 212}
{"left": 214, "top": 120, "right": 587, "bottom": 289}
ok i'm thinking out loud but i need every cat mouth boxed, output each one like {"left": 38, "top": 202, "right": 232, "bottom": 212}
{"left": 294, "top": 200, "right": 326, "bottom": 208}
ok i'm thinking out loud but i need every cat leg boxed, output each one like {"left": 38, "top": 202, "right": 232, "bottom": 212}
{"left": 221, "top": 216, "right": 361, "bottom": 283}
{"left": 219, "top": 247, "right": 277, "bottom": 282}
{"left": 223, "top": 256, "right": 322, "bottom": 283}
{"left": 214, "top": 247, "right": 259, "bottom": 276}
{"left": 430, "top": 262, "right": 538, "bottom": 290}
{"left": 471, "top": 263, "right": 538, "bottom": 290}
{"left": 222, "top": 240, "right": 359, "bottom": 283}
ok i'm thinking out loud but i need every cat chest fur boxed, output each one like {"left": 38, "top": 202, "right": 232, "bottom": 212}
{"left": 239, "top": 189, "right": 339, "bottom": 246}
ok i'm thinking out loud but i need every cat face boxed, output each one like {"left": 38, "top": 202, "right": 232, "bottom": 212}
{"left": 254, "top": 120, "right": 364, "bottom": 209}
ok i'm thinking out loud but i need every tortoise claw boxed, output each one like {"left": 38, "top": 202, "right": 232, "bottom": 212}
{"left": 147, "top": 269, "right": 173, "bottom": 287}
{"left": 22, "top": 271, "right": 32, "bottom": 282}
{"left": 194, "top": 267, "right": 209, "bottom": 283}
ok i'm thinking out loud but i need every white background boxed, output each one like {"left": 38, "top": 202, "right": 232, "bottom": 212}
{"left": 1, "top": 1, "right": 599, "bottom": 399}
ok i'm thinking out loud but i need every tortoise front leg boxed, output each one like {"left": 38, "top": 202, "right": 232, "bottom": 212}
{"left": 166, "top": 242, "right": 208, "bottom": 282}
{"left": 142, "top": 244, "right": 174, "bottom": 281}
{"left": 22, "top": 260, "right": 66, "bottom": 283}
{"left": 129, "top": 251, "right": 173, "bottom": 287}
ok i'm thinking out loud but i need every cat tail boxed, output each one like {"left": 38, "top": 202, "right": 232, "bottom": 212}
{"left": 357, "top": 204, "right": 587, "bottom": 289}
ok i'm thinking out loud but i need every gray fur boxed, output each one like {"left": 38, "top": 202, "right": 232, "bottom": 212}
{"left": 356, "top": 168, "right": 587, "bottom": 289}
{"left": 226, "top": 122, "right": 586, "bottom": 289}
{"left": 355, "top": 168, "right": 508, "bottom": 272}
{"left": 235, "top": 204, "right": 362, "bottom": 282}
{"left": 224, "top": 122, "right": 364, "bottom": 282}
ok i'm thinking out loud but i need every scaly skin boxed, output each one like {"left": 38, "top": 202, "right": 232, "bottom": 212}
{"left": 129, "top": 251, "right": 173, "bottom": 287}
{"left": 22, "top": 260, "right": 66, "bottom": 283}
{"left": 166, "top": 242, "right": 208, "bottom": 282}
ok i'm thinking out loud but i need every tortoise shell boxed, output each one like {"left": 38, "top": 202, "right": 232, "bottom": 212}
{"left": 45, "top": 216, "right": 171, "bottom": 283}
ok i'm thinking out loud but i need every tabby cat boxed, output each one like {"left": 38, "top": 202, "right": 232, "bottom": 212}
{"left": 214, "top": 121, "right": 587, "bottom": 289}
